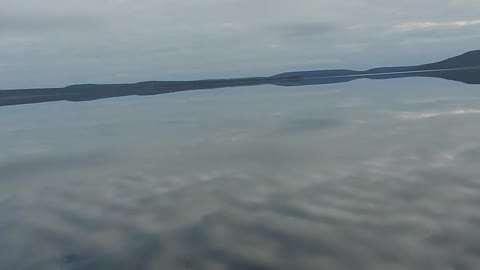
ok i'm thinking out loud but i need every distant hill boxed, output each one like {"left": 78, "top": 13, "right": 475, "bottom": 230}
{"left": 1, "top": 50, "right": 480, "bottom": 107}
{"left": 419, "top": 50, "right": 480, "bottom": 70}
{"left": 272, "top": 50, "right": 480, "bottom": 85}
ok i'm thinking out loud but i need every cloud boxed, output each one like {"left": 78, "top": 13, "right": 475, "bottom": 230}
{"left": 0, "top": 0, "right": 479, "bottom": 89}
{"left": 398, "top": 109, "right": 480, "bottom": 120}
{"left": 396, "top": 20, "right": 480, "bottom": 32}
{"left": 459, "top": 146, "right": 480, "bottom": 162}
{"left": 271, "top": 21, "right": 339, "bottom": 38}
{"left": 0, "top": 14, "right": 103, "bottom": 34}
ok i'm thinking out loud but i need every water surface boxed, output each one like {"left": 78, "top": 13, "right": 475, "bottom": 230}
{"left": 1, "top": 79, "right": 480, "bottom": 269}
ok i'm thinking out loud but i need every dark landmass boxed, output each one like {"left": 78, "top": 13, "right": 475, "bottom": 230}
{"left": 1, "top": 50, "right": 479, "bottom": 107}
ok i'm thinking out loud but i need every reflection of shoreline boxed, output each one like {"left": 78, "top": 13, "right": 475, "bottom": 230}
{"left": 1, "top": 50, "right": 480, "bottom": 107}
{"left": 271, "top": 66, "right": 480, "bottom": 86}
{"left": 286, "top": 66, "right": 480, "bottom": 80}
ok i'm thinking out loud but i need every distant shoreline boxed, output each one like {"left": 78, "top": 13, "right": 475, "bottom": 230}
{"left": 1, "top": 50, "right": 479, "bottom": 107}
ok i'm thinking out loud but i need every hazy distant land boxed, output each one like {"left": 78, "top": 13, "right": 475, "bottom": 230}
{"left": 1, "top": 50, "right": 479, "bottom": 107}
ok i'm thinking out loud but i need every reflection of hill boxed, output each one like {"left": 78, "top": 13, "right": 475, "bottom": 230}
{"left": 270, "top": 69, "right": 361, "bottom": 86}
{"left": 272, "top": 50, "right": 480, "bottom": 85}
{"left": 1, "top": 50, "right": 480, "bottom": 107}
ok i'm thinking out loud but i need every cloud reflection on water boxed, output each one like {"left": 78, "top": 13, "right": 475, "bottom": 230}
{"left": 1, "top": 80, "right": 480, "bottom": 269}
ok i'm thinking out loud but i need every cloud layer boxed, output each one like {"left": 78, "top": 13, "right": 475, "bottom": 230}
{"left": 1, "top": 0, "right": 480, "bottom": 88}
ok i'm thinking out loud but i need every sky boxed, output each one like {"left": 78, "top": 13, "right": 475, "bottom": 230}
{"left": 1, "top": 0, "right": 480, "bottom": 89}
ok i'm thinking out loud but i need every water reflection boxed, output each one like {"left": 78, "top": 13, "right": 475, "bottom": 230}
{"left": 1, "top": 50, "right": 480, "bottom": 107}
{"left": 3, "top": 166, "right": 480, "bottom": 269}
{"left": 1, "top": 55, "right": 480, "bottom": 270}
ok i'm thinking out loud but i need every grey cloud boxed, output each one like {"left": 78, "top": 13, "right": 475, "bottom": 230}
{"left": 460, "top": 146, "right": 480, "bottom": 162}
{"left": 395, "top": 23, "right": 480, "bottom": 40}
{"left": 271, "top": 22, "right": 339, "bottom": 38}
{"left": 0, "top": 0, "right": 479, "bottom": 90}
{"left": 0, "top": 14, "right": 104, "bottom": 34}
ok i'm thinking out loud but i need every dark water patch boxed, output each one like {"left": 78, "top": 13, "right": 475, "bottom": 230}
{"left": 0, "top": 151, "right": 110, "bottom": 180}
{"left": 278, "top": 117, "right": 341, "bottom": 134}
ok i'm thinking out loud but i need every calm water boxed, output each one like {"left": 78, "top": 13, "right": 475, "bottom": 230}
{"left": 1, "top": 78, "right": 480, "bottom": 269}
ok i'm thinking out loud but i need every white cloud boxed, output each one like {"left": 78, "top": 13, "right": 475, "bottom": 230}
{"left": 396, "top": 20, "right": 480, "bottom": 31}
{"left": 398, "top": 109, "right": 480, "bottom": 120}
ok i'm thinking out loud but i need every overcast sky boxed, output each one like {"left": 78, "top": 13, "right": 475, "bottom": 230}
{"left": 1, "top": 0, "right": 480, "bottom": 88}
